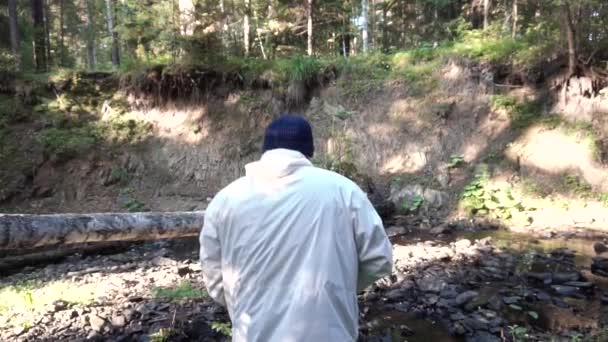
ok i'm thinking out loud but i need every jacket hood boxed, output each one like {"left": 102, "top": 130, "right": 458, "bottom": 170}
{"left": 245, "top": 149, "right": 312, "bottom": 181}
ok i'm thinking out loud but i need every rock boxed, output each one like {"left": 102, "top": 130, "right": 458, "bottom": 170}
{"left": 89, "top": 315, "right": 106, "bottom": 332}
{"left": 594, "top": 242, "right": 608, "bottom": 255}
{"left": 127, "top": 296, "right": 144, "bottom": 303}
{"left": 416, "top": 275, "right": 447, "bottom": 293}
{"left": 385, "top": 226, "right": 407, "bottom": 237}
{"left": 463, "top": 316, "right": 489, "bottom": 331}
{"left": 53, "top": 300, "right": 69, "bottom": 312}
{"left": 430, "top": 224, "right": 449, "bottom": 235}
{"left": 468, "top": 331, "right": 501, "bottom": 342}
{"left": 536, "top": 291, "right": 552, "bottom": 302}
{"left": 592, "top": 257, "right": 608, "bottom": 277}
{"left": 111, "top": 315, "right": 127, "bottom": 328}
{"left": 502, "top": 297, "right": 520, "bottom": 305}
{"left": 551, "top": 285, "right": 578, "bottom": 297}
{"left": 487, "top": 296, "right": 503, "bottom": 311}
{"left": 450, "top": 312, "right": 466, "bottom": 321}
{"left": 453, "top": 322, "right": 466, "bottom": 335}
{"left": 455, "top": 291, "right": 479, "bottom": 306}
{"left": 552, "top": 272, "right": 579, "bottom": 284}
{"left": 86, "top": 330, "right": 102, "bottom": 341}
{"left": 527, "top": 272, "right": 552, "bottom": 285}
{"left": 564, "top": 281, "right": 593, "bottom": 289}
{"left": 454, "top": 239, "right": 472, "bottom": 250}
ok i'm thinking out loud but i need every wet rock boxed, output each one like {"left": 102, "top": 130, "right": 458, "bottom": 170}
{"left": 487, "top": 296, "right": 503, "bottom": 311}
{"left": 89, "top": 315, "right": 106, "bottom": 332}
{"left": 592, "top": 257, "right": 608, "bottom": 277}
{"left": 86, "top": 330, "right": 102, "bottom": 341}
{"left": 527, "top": 272, "right": 552, "bottom": 285}
{"left": 467, "top": 331, "right": 501, "bottom": 342}
{"left": 552, "top": 272, "right": 579, "bottom": 284}
{"left": 455, "top": 291, "right": 479, "bottom": 306}
{"left": 416, "top": 275, "right": 447, "bottom": 293}
{"left": 385, "top": 226, "right": 407, "bottom": 237}
{"left": 551, "top": 285, "right": 578, "bottom": 297}
{"left": 536, "top": 291, "right": 552, "bottom": 302}
{"left": 450, "top": 312, "right": 466, "bottom": 321}
{"left": 564, "top": 281, "right": 593, "bottom": 289}
{"left": 594, "top": 242, "right": 608, "bottom": 255}
{"left": 502, "top": 297, "right": 520, "bottom": 305}
{"left": 430, "top": 224, "right": 449, "bottom": 235}
{"left": 463, "top": 316, "right": 489, "bottom": 331}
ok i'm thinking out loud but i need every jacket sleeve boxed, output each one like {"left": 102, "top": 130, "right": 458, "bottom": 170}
{"left": 352, "top": 189, "right": 393, "bottom": 292}
{"left": 200, "top": 210, "right": 227, "bottom": 307}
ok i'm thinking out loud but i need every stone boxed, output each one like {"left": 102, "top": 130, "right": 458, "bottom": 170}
{"left": 468, "top": 331, "right": 501, "bottom": 342}
{"left": 502, "top": 297, "right": 520, "bottom": 305}
{"left": 487, "top": 296, "right": 503, "bottom": 311}
{"left": 385, "top": 226, "right": 407, "bottom": 237}
{"left": 52, "top": 300, "right": 68, "bottom": 312}
{"left": 527, "top": 272, "right": 552, "bottom": 285}
{"left": 89, "top": 315, "right": 106, "bottom": 332}
{"left": 430, "top": 224, "right": 449, "bottom": 235}
{"left": 416, "top": 275, "right": 447, "bottom": 293}
{"left": 111, "top": 315, "right": 127, "bottom": 328}
{"left": 455, "top": 291, "right": 479, "bottom": 306}
{"left": 450, "top": 312, "right": 466, "bottom": 321}
{"left": 536, "top": 291, "right": 552, "bottom": 302}
{"left": 564, "top": 281, "right": 593, "bottom": 289}
{"left": 552, "top": 285, "right": 578, "bottom": 297}
{"left": 86, "top": 330, "right": 102, "bottom": 341}
{"left": 552, "top": 272, "right": 579, "bottom": 284}
{"left": 594, "top": 242, "right": 608, "bottom": 255}
{"left": 464, "top": 317, "right": 489, "bottom": 331}
{"left": 454, "top": 239, "right": 472, "bottom": 250}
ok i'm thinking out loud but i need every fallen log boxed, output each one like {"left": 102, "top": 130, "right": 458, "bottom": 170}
{"left": 0, "top": 211, "right": 205, "bottom": 250}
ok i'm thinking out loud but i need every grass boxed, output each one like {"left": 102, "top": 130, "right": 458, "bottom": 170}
{"left": 490, "top": 95, "right": 544, "bottom": 129}
{"left": 152, "top": 281, "right": 206, "bottom": 303}
{"left": 0, "top": 280, "right": 97, "bottom": 329}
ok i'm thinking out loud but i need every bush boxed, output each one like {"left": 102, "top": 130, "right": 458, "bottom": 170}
{"left": 38, "top": 127, "right": 97, "bottom": 161}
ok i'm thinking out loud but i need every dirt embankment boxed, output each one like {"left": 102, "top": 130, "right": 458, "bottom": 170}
{"left": 0, "top": 60, "right": 607, "bottom": 233}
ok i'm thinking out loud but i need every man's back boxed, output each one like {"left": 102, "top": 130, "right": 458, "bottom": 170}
{"left": 200, "top": 125, "right": 392, "bottom": 342}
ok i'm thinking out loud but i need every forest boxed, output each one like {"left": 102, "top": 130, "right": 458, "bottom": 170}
{"left": 2, "top": 0, "right": 608, "bottom": 341}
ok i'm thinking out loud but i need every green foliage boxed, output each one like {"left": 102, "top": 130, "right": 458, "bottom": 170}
{"left": 152, "top": 281, "right": 206, "bottom": 303}
{"left": 509, "top": 325, "right": 530, "bottom": 341}
{"left": 38, "top": 127, "right": 97, "bottom": 161}
{"left": 279, "top": 55, "right": 323, "bottom": 83}
{"left": 0, "top": 49, "right": 17, "bottom": 72}
{"left": 460, "top": 165, "right": 527, "bottom": 220}
{"left": 448, "top": 155, "right": 465, "bottom": 169}
{"left": 600, "top": 193, "right": 608, "bottom": 208}
{"left": 400, "top": 195, "right": 424, "bottom": 213}
{"left": 211, "top": 321, "right": 232, "bottom": 337}
{"left": 490, "top": 95, "right": 543, "bottom": 129}
{"left": 561, "top": 174, "right": 593, "bottom": 199}
{"left": 150, "top": 328, "right": 176, "bottom": 342}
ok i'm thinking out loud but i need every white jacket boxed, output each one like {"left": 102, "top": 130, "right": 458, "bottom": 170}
{"left": 200, "top": 149, "right": 393, "bottom": 342}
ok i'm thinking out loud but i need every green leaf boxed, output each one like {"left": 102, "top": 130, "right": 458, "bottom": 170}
{"left": 509, "top": 304, "right": 523, "bottom": 311}
{"left": 527, "top": 311, "right": 539, "bottom": 320}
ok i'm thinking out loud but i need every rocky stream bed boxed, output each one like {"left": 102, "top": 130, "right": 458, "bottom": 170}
{"left": 2, "top": 221, "right": 608, "bottom": 342}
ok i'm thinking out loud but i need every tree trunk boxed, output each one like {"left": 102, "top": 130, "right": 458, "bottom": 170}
{"left": 8, "top": 0, "right": 20, "bottom": 71}
{"left": 512, "top": 0, "right": 518, "bottom": 38}
{"left": 105, "top": 0, "right": 120, "bottom": 66}
{"left": 0, "top": 212, "right": 205, "bottom": 250}
{"left": 243, "top": 0, "right": 250, "bottom": 56}
{"left": 361, "top": 0, "right": 369, "bottom": 53}
{"left": 307, "top": 0, "right": 313, "bottom": 56}
{"left": 31, "top": 0, "right": 47, "bottom": 71}
{"left": 563, "top": 1, "right": 578, "bottom": 76}
{"left": 85, "top": 0, "right": 96, "bottom": 69}
{"left": 44, "top": 0, "right": 52, "bottom": 69}
{"left": 381, "top": 2, "right": 387, "bottom": 51}
{"left": 483, "top": 0, "right": 490, "bottom": 30}
{"left": 59, "top": 0, "right": 65, "bottom": 66}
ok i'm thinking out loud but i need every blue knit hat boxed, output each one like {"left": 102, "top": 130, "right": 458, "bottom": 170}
{"left": 263, "top": 115, "right": 314, "bottom": 157}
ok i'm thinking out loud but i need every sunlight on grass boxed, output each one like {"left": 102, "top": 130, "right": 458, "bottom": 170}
{"left": 0, "top": 280, "right": 98, "bottom": 328}
{"left": 152, "top": 280, "right": 207, "bottom": 303}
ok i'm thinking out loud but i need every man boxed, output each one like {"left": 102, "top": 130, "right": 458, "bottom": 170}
{"left": 200, "top": 115, "right": 393, "bottom": 341}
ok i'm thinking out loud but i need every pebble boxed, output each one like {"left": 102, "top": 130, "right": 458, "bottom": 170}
{"left": 455, "top": 291, "right": 479, "bottom": 306}
{"left": 89, "top": 315, "right": 106, "bottom": 332}
{"left": 551, "top": 285, "right": 578, "bottom": 297}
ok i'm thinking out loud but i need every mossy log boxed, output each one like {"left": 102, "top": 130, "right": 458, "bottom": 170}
{"left": 0, "top": 211, "right": 204, "bottom": 250}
